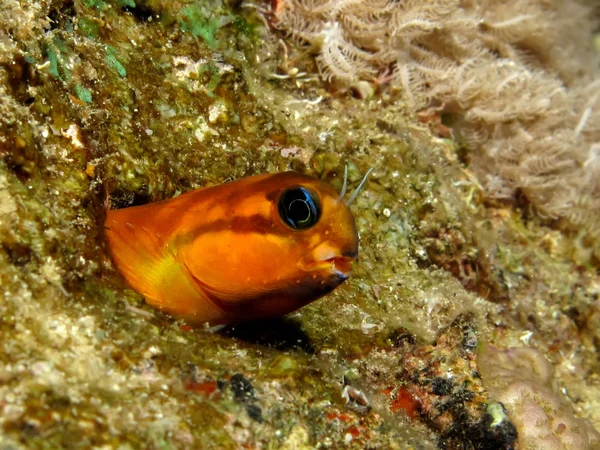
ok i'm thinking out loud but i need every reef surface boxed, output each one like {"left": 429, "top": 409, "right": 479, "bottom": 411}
{"left": 0, "top": 1, "right": 599, "bottom": 449}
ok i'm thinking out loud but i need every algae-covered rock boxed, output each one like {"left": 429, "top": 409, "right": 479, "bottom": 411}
{"left": 0, "top": 1, "right": 598, "bottom": 449}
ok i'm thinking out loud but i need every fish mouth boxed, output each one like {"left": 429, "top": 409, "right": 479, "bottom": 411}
{"left": 320, "top": 255, "right": 354, "bottom": 279}
{"left": 300, "top": 245, "right": 357, "bottom": 279}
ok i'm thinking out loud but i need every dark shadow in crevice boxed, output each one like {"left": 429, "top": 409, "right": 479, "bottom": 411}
{"left": 220, "top": 317, "right": 315, "bottom": 353}
{"left": 47, "top": 1, "right": 76, "bottom": 31}
{"left": 108, "top": 188, "right": 153, "bottom": 209}
{"left": 122, "top": 3, "right": 156, "bottom": 22}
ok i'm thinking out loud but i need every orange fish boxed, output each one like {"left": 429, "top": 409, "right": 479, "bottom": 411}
{"left": 105, "top": 169, "right": 370, "bottom": 325}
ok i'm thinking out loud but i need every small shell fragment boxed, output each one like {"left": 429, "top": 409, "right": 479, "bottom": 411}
{"left": 342, "top": 385, "right": 369, "bottom": 408}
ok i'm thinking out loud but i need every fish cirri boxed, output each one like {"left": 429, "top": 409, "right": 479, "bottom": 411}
{"left": 105, "top": 171, "right": 366, "bottom": 325}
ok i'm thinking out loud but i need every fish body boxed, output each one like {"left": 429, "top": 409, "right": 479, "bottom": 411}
{"left": 105, "top": 172, "right": 359, "bottom": 325}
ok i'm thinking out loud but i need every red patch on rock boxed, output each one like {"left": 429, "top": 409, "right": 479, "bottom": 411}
{"left": 390, "top": 387, "right": 419, "bottom": 419}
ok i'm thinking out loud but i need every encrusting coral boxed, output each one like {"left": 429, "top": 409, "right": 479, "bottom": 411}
{"left": 479, "top": 345, "right": 600, "bottom": 450}
{"left": 272, "top": 0, "right": 600, "bottom": 242}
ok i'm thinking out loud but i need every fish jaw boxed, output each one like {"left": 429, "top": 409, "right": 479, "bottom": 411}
{"left": 299, "top": 241, "right": 358, "bottom": 279}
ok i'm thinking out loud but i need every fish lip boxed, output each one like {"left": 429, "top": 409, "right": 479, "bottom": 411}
{"left": 299, "top": 252, "right": 355, "bottom": 279}
{"left": 321, "top": 255, "right": 354, "bottom": 279}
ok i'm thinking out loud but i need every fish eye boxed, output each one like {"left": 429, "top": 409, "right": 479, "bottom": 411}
{"left": 278, "top": 187, "right": 321, "bottom": 230}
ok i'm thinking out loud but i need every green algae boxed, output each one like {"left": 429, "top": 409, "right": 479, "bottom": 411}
{"left": 179, "top": 4, "right": 222, "bottom": 50}
{"left": 46, "top": 45, "right": 60, "bottom": 78}
{"left": 77, "top": 17, "right": 100, "bottom": 39}
{"left": 44, "top": 37, "right": 72, "bottom": 81}
{"left": 82, "top": 0, "right": 106, "bottom": 8}
{"left": 75, "top": 83, "right": 93, "bottom": 103}
{"left": 118, "top": 0, "right": 136, "bottom": 7}
{"left": 105, "top": 45, "right": 127, "bottom": 77}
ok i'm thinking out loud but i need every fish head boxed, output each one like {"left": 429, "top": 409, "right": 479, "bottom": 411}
{"left": 267, "top": 172, "right": 359, "bottom": 288}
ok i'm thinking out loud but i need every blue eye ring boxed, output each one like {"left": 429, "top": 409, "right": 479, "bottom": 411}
{"left": 278, "top": 187, "right": 321, "bottom": 230}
